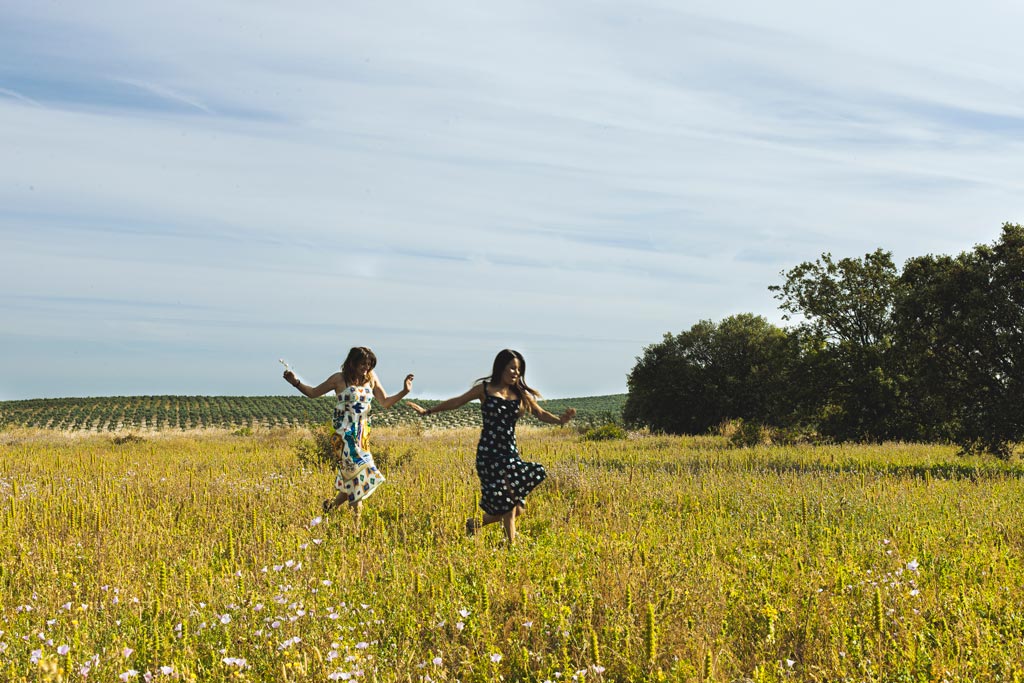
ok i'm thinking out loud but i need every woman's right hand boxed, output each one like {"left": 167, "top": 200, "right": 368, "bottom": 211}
{"left": 283, "top": 370, "right": 298, "bottom": 386}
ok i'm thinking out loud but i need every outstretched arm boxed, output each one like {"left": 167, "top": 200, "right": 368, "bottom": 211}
{"left": 284, "top": 370, "right": 343, "bottom": 398}
{"left": 372, "top": 371, "right": 414, "bottom": 409}
{"left": 523, "top": 393, "right": 576, "bottom": 425}
{"left": 407, "top": 384, "right": 485, "bottom": 416}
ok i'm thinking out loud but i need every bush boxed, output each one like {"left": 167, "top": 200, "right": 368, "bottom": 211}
{"left": 295, "top": 422, "right": 336, "bottom": 468}
{"left": 582, "top": 423, "right": 627, "bottom": 441}
{"left": 111, "top": 433, "right": 145, "bottom": 445}
{"left": 718, "top": 419, "right": 823, "bottom": 448}
{"left": 624, "top": 314, "right": 795, "bottom": 435}
{"left": 720, "top": 419, "right": 774, "bottom": 447}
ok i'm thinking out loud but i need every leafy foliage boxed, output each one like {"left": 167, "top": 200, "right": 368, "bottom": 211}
{"left": 623, "top": 314, "right": 795, "bottom": 434}
{"left": 895, "top": 223, "right": 1024, "bottom": 457}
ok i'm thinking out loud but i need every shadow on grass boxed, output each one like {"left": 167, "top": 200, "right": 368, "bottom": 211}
{"left": 579, "top": 455, "right": 1024, "bottom": 481}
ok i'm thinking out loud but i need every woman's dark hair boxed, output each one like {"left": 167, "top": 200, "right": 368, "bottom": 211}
{"left": 478, "top": 349, "right": 540, "bottom": 400}
{"left": 341, "top": 347, "right": 377, "bottom": 386}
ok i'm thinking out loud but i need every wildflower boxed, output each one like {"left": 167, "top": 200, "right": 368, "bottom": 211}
{"left": 278, "top": 636, "right": 301, "bottom": 650}
{"left": 592, "top": 665, "right": 605, "bottom": 674}
{"left": 907, "top": 559, "right": 920, "bottom": 571}
{"left": 58, "top": 644, "right": 70, "bottom": 655}
{"left": 222, "top": 657, "right": 247, "bottom": 668}
{"left": 456, "top": 622, "right": 465, "bottom": 631}
{"left": 458, "top": 608, "right": 470, "bottom": 618}
{"left": 310, "top": 516, "right": 323, "bottom": 527}
{"left": 122, "top": 647, "right": 134, "bottom": 658}
{"left": 285, "top": 560, "right": 295, "bottom": 568}
{"left": 523, "top": 621, "right": 533, "bottom": 628}
{"left": 786, "top": 659, "right": 796, "bottom": 667}
{"left": 322, "top": 579, "right": 332, "bottom": 586}
{"left": 271, "top": 621, "right": 281, "bottom": 629}
{"left": 490, "top": 653, "right": 502, "bottom": 663}
{"left": 313, "top": 539, "right": 323, "bottom": 545}
{"left": 254, "top": 603, "right": 264, "bottom": 611}
{"left": 220, "top": 614, "right": 232, "bottom": 625}
{"left": 356, "top": 641, "right": 369, "bottom": 650}
{"left": 910, "top": 589, "right": 920, "bottom": 596}
{"left": 160, "top": 665, "right": 173, "bottom": 674}
{"left": 119, "top": 670, "right": 139, "bottom": 681}
{"left": 433, "top": 656, "right": 443, "bottom": 666}
{"left": 31, "top": 649, "right": 43, "bottom": 664}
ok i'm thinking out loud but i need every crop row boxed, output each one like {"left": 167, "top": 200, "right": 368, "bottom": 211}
{"left": 0, "top": 394, "right": 625, "bottom": 432}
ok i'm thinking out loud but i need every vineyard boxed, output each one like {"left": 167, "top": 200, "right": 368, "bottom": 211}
{"left": 0, "top": 394, "right": 625, "bottom": 432}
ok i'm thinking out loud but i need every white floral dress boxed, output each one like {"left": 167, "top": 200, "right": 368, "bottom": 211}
{"left": 330, "top": 383, "right": 384, "bottom": 503}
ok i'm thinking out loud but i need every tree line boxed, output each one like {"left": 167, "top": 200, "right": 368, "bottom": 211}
{"left": 624, "top": 223, "right": 1024, "bottom": 457}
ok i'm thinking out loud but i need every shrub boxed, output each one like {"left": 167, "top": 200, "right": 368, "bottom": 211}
{"left": 295, "top": 422, "right": 335, "bottom": 468}
{"left": 583, "top": 423, "right": 627, "bottom": 441}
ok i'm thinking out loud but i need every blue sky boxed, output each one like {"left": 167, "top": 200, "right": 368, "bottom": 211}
{"left": 1, "top": 1, "right": 1022, "bottom": 401}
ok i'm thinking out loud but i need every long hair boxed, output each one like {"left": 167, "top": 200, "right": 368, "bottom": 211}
{"left": 340, "top": 347, "right": 377, "bottom": 386}
{"left": 477, "top": 349, "right": 541, "bottom": 402}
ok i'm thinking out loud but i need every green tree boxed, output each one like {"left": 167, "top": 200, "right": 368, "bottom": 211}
{"left": 624, "top": 314, "right": 794, "bottom": 434}
{"left": 896, "top": 223, "right": 1024, "bottom": 457}
{"left": 769, "top": 249, "right": 908, "bottom": 441}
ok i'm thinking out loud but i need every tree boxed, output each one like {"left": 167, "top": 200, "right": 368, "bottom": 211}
{"left": 895, "top": 223, "right": 1024, "bottom": 457}
{"left": 624, "top": 314, "right": 794, "bottom": 434}
{"left": 769, "top": 249, "right": 908, "bottom": 441}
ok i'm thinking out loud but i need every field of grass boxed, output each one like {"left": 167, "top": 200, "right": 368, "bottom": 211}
{"left": 0, "top": 395, "right": 626, "bottom": 432}
{"left": 2, "top": 426, "right": 1024, "bottom": 682}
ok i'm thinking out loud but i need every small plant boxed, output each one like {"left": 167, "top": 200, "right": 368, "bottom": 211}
{"left": 720, "top": 419, "right": 774, "bottom": 447}
{"left": 295, "top": 422, "right": 335, "bottom": 468}
{"left": 582, "top": 423, "right": 627, "bottom": 441}
{"left": 111, "top": 433, "right": 145, "bottom": 445}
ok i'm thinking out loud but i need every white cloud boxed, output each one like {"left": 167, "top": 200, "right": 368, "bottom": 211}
{"left": 1, "top": 1, "right": 1022, "bottom": 399}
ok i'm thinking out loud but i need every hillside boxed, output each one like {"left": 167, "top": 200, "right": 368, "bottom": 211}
{"left": 0, "top": 394, "right": 626, "bottom": 432}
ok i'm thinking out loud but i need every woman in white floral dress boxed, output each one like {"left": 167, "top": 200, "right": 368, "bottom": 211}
{"left": 283, "top": 347, "right": 413, "bottom": 514}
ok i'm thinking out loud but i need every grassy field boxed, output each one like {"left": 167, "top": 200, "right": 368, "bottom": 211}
{"left": 2, "top": 426, "right": 1024, "bottom": 682}
{"left": 0, "top": 395, "right": 625, "bottom": 432}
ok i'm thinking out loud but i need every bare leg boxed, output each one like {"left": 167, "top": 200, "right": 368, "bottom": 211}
{"left": 501, "top": 508, "right": 517, "bottom": 545}
{"left": 481, "top": 513, "right": 503, "bottom": 526}
{"left": 323, "top": 491, "right": 347, "bottom": 513}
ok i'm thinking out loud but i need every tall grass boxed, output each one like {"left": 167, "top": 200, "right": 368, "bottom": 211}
{"left": 2, "top": 427, "right": 1023, "bottom": 681}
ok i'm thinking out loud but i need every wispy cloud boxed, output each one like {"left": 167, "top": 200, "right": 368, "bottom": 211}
{"left": 1, "top": 0, "right": 1022, "bottom": 399}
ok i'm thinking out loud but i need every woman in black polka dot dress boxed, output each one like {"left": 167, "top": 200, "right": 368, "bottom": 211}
{"left": 407, "top": 349, "right": 576, "bottom": 544}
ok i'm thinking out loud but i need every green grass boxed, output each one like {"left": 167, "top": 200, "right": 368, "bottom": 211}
{"left": 2, "top": 427, "right": 1024, "bottom": 681}
{"left": 0, "top": 394, "right": 626, "bottom": 432}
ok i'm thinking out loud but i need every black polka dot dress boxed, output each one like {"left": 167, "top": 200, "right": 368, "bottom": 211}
{"left": 475, "top": 382, "right": 547, "bottom": 516}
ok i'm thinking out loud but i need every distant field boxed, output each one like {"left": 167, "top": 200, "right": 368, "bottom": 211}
{"left": 0, "top": 394, "right": 626, "bottom": 432}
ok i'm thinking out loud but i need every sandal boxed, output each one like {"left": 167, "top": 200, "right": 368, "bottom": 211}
{"left": 465, "top": 518, "right": 481, "bottom": 536}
